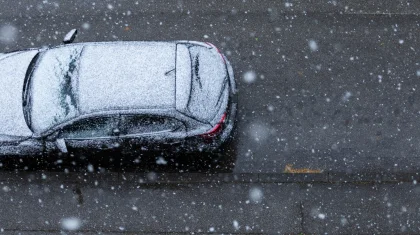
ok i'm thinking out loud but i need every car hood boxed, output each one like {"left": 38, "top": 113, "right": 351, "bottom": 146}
{"left": 0, "top": 51, "right": 38, "bottom": 137}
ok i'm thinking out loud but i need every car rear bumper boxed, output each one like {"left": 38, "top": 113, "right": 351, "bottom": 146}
{"left": 181, "top": 75, "right": 238, "bottom": 153}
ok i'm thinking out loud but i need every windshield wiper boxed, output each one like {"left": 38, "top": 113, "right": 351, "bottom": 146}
{"left": 194, "top": 55, "right": 202, "bottom": 89}
{"left": 165, "top": 68, "right": 175, "bottom": 76}
{"left": 22, "top": 52, "right": 40, "bottom": 131}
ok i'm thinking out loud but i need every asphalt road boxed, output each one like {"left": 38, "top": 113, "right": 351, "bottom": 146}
{"left": 0, "top": 171, "right": 419, "bottom": 234}
{"left": 2, "top": 1, "right": 420, "bottom": 233}
{"left": 2, "top": 0, "right": 420, "bottom": 174}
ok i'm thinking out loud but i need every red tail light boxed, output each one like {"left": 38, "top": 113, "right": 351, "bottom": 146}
{"left": 201, "top": 113, "right": 226, "bottom": 139}
{"left": 205, "top": 42, "right": 226, "bottom": 64}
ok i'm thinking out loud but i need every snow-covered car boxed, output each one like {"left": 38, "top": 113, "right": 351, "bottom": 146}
{"left": 0, "top": 37, "right": 237, "bottom": 160}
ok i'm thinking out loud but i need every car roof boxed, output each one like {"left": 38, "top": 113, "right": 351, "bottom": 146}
{"left": 76, "top": 42, "right": 177, "bottom": 113}
{"left": 29, "top": 41, "right": 201, "bottom": 133}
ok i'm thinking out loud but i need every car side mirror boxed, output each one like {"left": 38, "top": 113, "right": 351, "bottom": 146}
{"left": 55, "top": 138, "right": 68, "bottom": 153}
{"left": 63, "top": 29, "right": 78, "bottom": 44}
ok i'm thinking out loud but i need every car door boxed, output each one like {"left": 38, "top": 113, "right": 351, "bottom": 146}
{"left": 118, "top": 114, "right": 187, "bottom": 155}
{"left": 48, "top": 115, "right": 121, "bottom": 156}
{"left": 0, "top": 135, "right": 43, "bottom": 157}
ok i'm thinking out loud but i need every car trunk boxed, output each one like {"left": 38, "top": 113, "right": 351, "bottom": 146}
{"left": 175, "top": 44, "right": 229, "bottom": 123}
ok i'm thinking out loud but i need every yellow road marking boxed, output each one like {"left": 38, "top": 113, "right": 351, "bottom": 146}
{"left": 284, "top": 164, "right": 323, "bottom": 173}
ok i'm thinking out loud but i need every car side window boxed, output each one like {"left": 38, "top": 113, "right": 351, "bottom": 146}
{"left": 59, "top": 116, "right": 116, "bottom": 139}
{"left": 120, "top": 115, "right": 184, "bottom": 136}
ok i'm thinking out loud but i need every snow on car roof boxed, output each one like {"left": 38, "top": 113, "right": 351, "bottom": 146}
{"left": 78, "top": 42, "right": 176, "bottom": 113}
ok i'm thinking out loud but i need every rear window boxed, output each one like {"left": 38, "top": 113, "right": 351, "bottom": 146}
{"left": 187, "top": 46, "right": 228, "bottom": 122}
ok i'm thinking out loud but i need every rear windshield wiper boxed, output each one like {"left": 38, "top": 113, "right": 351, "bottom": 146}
{"left": 165, "top": 68, "right": 175, "bottom": 76}
{"left": 194, "top": 55, "right": 202, "bottom": 89}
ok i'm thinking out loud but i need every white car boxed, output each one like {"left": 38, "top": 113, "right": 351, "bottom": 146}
{"left": 0, "top": 30, "right": 237, "bottom": 162}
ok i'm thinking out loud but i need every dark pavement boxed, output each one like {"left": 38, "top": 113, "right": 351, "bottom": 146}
{"left": 2, "top": 0, "right": 420, "bottom": 233}
{"left": 2, "top": 0, "right": 420, "bottom": 174}
{"left": 0, "top": 171, "right": 419, "bottom": 234}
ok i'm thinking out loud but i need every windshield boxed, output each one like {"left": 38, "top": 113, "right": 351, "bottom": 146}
{"left": 24, "top": 46, "right": 83, "bottom": 133}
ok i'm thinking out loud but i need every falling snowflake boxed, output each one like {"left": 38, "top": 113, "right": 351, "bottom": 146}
{"left": 318, "top": 213, "right": 326, "bottom": 219}
{"left": 340, "top": 217, "right": 348, "bottom": 226}
{"left": 61, "top": 217, "right": 81, "bottom": 231}
{"left": 233, "top": 220, "right": 240, "bottom": 230}
{"left": 2, "top": 186, "right": 11, "bottom": 192}
{"left": 342, "top": 91, "right": 352, "bottom": 102}
{"left": 82, "top": 22, "right": 91, "bottom": 30}
{"left": 243, "top": 71, "right": 257, "bottom": 84}
{"left": 87, "top": 164, "right": 94, "bottom": 172}
{"left": 0, "top": 24, "right": 18, "bottom": 44}
{"left": 248, "top": 122, "right": 270, "bottom": 142}
{"left": 249, "top": 187, "right": 263, "bottom": 203}
{"left": 308, "top": 40, "right": 319, "bottom": 52}
{"left": 156, "top": 157, "right": 168, "bottom": 165}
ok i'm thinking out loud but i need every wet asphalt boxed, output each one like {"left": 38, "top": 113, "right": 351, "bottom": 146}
{"left": 2, "top": 0, "right": 420, "bottom": 174}
{"left": 2, "top": 1, "right": 420, "bottom": 233}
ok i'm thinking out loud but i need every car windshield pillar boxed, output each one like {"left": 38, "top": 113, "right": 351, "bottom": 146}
{"left": 22, "top": 52, "right": 41, "bottom": 132}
